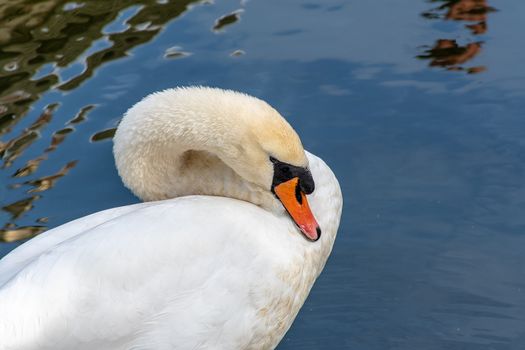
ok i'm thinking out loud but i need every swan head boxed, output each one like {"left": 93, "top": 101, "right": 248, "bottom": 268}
{"left": 114, "top": 87, "right": 321, "bottom": 241}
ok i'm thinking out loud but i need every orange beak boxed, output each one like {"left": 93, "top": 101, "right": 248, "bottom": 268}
{"left": 274, "top": 177, "right": 321, "bottom": 241}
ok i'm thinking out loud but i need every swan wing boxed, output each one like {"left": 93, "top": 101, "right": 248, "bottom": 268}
{"left": 0, "top": 202, "right": 151, "bottom": 287}
{"left": 0, "top": 197, "right": 298, "bottom": 350}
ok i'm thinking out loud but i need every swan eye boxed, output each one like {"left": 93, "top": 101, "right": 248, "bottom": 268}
{"left": 269, "top": 156, "right": 315, "bottom": 195}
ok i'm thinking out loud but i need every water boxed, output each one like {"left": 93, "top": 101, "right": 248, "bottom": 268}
{"left": 1, "top": 0, "right": 524, "bottom": 348}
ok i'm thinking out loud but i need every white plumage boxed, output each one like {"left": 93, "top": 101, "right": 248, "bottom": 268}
{"left": 0, "top": 87, "right": 342, "bottom": 350}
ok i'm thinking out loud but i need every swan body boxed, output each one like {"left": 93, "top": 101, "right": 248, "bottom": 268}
{"left": 0, "top": 87, "right": 342, "bottom": 349}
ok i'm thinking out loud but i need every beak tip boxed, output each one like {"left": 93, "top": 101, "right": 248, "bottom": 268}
{"left": 312, "top": 226, "right": 321, "bottom": 241}
{"left": 302, "top": 225, "right": 321, "bottom": 242}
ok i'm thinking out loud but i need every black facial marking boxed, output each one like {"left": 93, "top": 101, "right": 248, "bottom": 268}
{"left": 295, "top": 182, "right": 303, "bottom": 204}
{"left": 270, "top": 156, "right": 315, "bottom": 195}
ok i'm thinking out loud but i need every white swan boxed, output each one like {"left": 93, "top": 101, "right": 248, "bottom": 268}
{"left": 0, "top": 87, "right": 342, "bottom": 350}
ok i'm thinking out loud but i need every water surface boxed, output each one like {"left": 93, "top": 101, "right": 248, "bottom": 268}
{"left": 1, "top": 1, "right": 524, "bottom": 349}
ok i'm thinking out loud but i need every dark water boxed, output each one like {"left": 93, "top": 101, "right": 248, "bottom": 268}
{"left": 1, "top": 0, "right": 524, "bottom": 348}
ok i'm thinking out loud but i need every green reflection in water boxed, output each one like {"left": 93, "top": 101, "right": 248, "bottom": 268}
{"left": 0, "top": 0, "right": 203, "bottom": 242}
{"left": 213, "top": 9, "right": 243, "bottom": 32}
{"left": 91, "top": 127, "right": 116, "bottom": 142}
{"left": 0, "top": 0, "right": 201, "bottom": 136}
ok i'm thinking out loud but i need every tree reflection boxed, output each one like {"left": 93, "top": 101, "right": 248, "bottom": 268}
{"left": 0, "top": 0, "right": 202, "bottom": 242}
{"left": 0, "top": 0, "right": 200, "bottom": 138}
{"left": 419, "top": 0, "right": 497, "bottom": 73}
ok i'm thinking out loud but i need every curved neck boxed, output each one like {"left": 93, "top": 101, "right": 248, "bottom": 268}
{"left": 119, "top": 143, "right": 276, "bottom": 210}
{"left": 113, "top": 91, "right": 280, "bottom": 211}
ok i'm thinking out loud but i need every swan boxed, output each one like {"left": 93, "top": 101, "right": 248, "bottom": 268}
{"left": 0, "top": 87, "right": 342, "bottom": 350}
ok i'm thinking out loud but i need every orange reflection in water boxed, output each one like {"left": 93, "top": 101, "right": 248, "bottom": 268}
{"left": 444, "top": 0, "right": 496, "bottom": 32}
{"left": 419, "top": 0, "right": 497, "bottom": 73}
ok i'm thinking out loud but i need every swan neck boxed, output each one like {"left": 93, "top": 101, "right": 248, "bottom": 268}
{"left": 112, "top": 94, "right": 277, "bottom": 210}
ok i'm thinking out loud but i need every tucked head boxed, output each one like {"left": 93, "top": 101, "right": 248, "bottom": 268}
{"left": 114, "top": 87, "right": 321, "bottom": 241}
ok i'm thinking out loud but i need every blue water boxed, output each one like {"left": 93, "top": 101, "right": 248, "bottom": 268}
{"left": 1, "top": 0, "right": 524, "bottom": 348}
